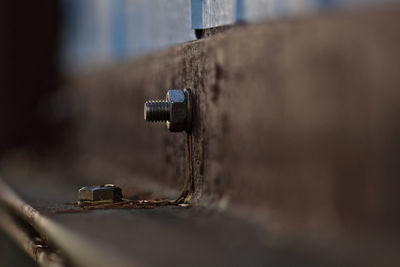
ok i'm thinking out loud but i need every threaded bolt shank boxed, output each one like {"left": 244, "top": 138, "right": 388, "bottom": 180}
{"left": 144, "top": 100, "right": 170, "bottom": 121}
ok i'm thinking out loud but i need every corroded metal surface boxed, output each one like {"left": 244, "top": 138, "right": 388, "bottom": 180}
{"left": 68, "top": 5, "right": 400, "bottom": 240}
{"left": 3, "top": 178, "right": 395, "bottom": 267}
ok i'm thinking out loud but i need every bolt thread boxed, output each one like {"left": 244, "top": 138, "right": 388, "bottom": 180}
{"left": 144, "top": 100, "right": 170, "bottom": 122}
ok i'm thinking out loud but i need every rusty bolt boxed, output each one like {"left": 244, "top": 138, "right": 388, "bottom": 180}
{"left": 144, "top": 89, "right": 192, "bottom": 132}
{"left": 78, "top": 184, "right": 123, "bottom": 203}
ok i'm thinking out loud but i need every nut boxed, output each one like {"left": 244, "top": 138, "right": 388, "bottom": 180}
{"left": 78, "top": 184, "right": 123, "bottom": 203}
{"left": 166, "top": 89, "right": 188, "bottom": 132}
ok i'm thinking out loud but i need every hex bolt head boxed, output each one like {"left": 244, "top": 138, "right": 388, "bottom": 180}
{"left": 78, "top": 184, "right": 123, "bottom": 203}
{"left": 144, "top": 89, "right": 192, "bottom": 132}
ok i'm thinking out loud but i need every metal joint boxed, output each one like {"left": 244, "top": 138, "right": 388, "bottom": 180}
{"left": 144, "top": 88, "right": 192, "bottom": 132}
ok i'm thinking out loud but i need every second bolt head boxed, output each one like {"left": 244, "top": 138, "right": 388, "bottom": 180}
{"left": 78, "top": 184, "right": 123, "bottom": 203}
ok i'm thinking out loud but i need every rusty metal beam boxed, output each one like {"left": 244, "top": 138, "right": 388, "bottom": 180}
{"left": 67, "top": 5, "right": 400, "bottom": 239}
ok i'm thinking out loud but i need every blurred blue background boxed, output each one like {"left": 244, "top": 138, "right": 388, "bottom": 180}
{"left": 60, "top": 0, "right": 393, "bottom": 72}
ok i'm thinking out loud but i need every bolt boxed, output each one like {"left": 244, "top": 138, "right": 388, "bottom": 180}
{"left": 144, "top": 88, "right": 192, "bottom": 132}
{"left": 78, "top": 184, "right": 123, "bottom": 203}
{"left": 144, "top": 101, "right": 170, "bottom": 121}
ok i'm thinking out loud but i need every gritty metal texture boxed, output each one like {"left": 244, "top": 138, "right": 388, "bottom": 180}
{"left": 144, "top": 89, "right": 192, "bottom": 132}
{"left": 78, "top": 184, "right": 123, "bottom": 203}
{"left": 69, "top": 6, "right": 400, "bottom": 240}
{"left": 3, "top": 176, "right": 400, "bottom": 266}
